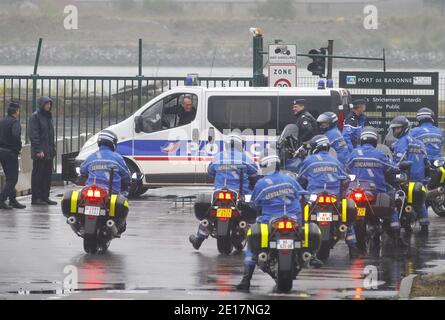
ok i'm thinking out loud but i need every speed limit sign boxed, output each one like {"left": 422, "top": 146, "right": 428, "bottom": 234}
{"left": 269, "top": 65, "right": 297, "bottom": 87}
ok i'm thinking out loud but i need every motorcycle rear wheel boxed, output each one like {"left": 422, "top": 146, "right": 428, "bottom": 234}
{"left": 317, "top": 240, "right": 331, "bottom": 260}
{"left": 217, "top": 236, "right": 234, "bottom": 255}
{"left": 83, "top": 235, "right": 98, "bottom": 254}
{"left": 276, "top": 270, "right": 293, "bottom": 293}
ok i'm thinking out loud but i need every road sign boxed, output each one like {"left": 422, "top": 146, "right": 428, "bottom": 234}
{"left": 339, "top": 71, "right": 439, "bottom": 90}
{"left": 268, "top": 65, "right": 297, "bottom": 87}
{"left": 351, "top": 94, "right": 438, "bottom": 134}
{"left": 269, "top": 44, "right": 297, "bottom": 64}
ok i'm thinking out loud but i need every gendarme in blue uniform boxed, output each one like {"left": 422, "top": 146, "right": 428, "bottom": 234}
{"left": 80, "top": 145, "right": 131, "bottom": 194}
{"left": 392, "top": 133, "right": 428, "bottom": 183}
{"left": 346, "top": 144, "right": 398, "bottom": 193}
{"left": 208, "top": 149, "right": 258, "bottom": 193}
{"left": 342, "top": 112, "right": 368, "bottom": 152}
{"left": 410, "top": 122, "right": 444, "bottom": 161}
{"left": 325, "top": 126, "right": 349, "bottom": 164}
{"left": 297, "top": 150, "right": 348, "bottom": 197}
{"left": 251, "top": 170, "right": 304, "bottom": 224}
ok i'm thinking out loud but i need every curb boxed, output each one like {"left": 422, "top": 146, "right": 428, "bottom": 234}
{"left": 399, "top": 274, "right": 418, "bottom": 299}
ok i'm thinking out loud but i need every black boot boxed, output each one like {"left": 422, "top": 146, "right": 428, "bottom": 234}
{"left": 189, "top": 234, "right": 205, "bottom": 250}
{"left": 392, "top": 229, "right": 408, "bottom": 248}
{"left": 9, "top": 198, "right": 26, "bottom": 209}
{"left": 236, "top": 264, "right": 255, "bottom": 292}
{"left": 0, "top": 201, "right": 12, "bottom": 210}
{"left": 419, "top": 225, "right": 429, "bottom": 236}
{"left": 310, "top": 256, "right": 324, "bottom": 268}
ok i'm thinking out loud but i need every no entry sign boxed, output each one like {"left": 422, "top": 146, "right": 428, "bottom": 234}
{"left": 269, "top": 65, "right": 297, "bottom": 87}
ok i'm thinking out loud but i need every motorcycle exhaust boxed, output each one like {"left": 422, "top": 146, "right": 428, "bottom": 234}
{"left": 200, "top": 219, "right": 209, "bottom": 228}
{"left": 339, "top": 224, "right": 348, "bottom": 233}
{"left": 239, "top": 221, "right": 247, "bottom": 229}
{"left": 67, "top": 216, "right": 76, "bottom": 225}
{"left": 106, "top": 219, "right": 118, "bottom": 237}
{"left": 258, "top": 252, "right": 268, "bottom": 262}
{"left": 405, "top": 205, "right": 413, "bottom": 213}
{"left": 427, "top": 186, "right": 445, "bottom": 199}
{"left": 302, "top": 252, "right": 312, "bottom": 262}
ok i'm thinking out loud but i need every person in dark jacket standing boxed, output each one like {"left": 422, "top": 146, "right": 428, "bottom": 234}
{"left": 291, "top": 98, "right": 318, "bottom": 143}
{"left": 29, "top": 96, "right": 57, "bottom": 205}
{"left": 0, "top": 102, "right": 26, "bottom": 209}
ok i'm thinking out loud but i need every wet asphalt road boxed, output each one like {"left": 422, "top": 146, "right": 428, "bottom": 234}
{"left": 0, "top": 186, "right": 444, "bottom": 300}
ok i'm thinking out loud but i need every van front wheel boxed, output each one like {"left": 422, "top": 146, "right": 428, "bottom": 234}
{"left": 125, "top": 160, "right": 147, "bottom": 198}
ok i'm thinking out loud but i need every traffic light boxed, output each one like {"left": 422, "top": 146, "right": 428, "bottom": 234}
{"left": 307, "top": 48, "right": 326, "bottom": 77}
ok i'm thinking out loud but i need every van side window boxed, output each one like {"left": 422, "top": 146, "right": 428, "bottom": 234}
{"left": 163, "top": 94, "right": 198, "bottom": 128}
{"left": 207, "top": 96, "right": 277, "bottom": 132}
{"left": 139, "top": 93, "right": 198, "bottom": 133}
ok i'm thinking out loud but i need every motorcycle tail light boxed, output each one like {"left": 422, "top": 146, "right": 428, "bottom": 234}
{"left": 349, "top": 189, "right": 373, "bottom": 204}
{"left": 318, "top": 195, "right": 336, "bottom": 204}
{"left": 216, "top": 191, "right": 233, "bottom": 201}
{"left": 83, "top": 186, "right": 107, "bottom": 202}
{"left": 276, "top": 219, "right": 295, "bottom": 232}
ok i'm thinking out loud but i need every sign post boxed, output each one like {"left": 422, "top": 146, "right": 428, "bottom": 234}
{"left": 268, "top": 44, "right": 297, "bottom": 87}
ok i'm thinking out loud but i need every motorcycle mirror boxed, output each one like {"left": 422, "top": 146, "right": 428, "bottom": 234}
{"left": 309, "top": 194, "right": 318, "bottom": 202}
{"left": 348, "top": 174, "right": 356, "bottom": 181}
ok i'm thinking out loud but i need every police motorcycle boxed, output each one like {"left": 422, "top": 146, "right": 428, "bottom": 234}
{"left": 194, "top": 170, "right": 257, "bottom": 255}
{"left": 425, "top": 158, "right": 445, "bottom": 217}
{"left": 304, "top": 181, "right": 356, "bottom": 260}
{"left": 393, "top": 161, "right": 427, "bottom": 235}
{"left": 62, "top": 169, "right": 142, "bottom": 254}
{"left": 249, "top": 209, "right": 321, "bottom": 292}
{"left": 346, "top": 176, "right": 394, "bottom": 255}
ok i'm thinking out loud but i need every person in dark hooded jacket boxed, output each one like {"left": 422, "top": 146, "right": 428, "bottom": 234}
{"left": 29, "top": 96, "right": 57, "bottom": 205}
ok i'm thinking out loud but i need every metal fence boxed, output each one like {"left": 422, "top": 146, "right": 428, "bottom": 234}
{"left": 0, "top": 74, "right": 444, "bottom": 173}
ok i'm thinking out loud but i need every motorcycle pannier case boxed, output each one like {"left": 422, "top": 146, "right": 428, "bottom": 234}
{"left": 109, "top": 194, "right": 129, "bottom": 220}
{"left": 61, "top": 190, "right": 81, "bottom": 217}
{"left": 194, "top": 192, "right": 212, "bottom": 221}
{"left": 428, "top": 166, "right": 445, "bottom": 189}
{"left": 247, "top": 223, "right": 269, "bottom": 255}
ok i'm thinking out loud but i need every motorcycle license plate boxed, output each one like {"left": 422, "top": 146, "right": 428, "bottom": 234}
{"left": 277, "top": 239, "right": 294, "bottom": 250}
{"left": 357, "top": 207, "right": 366, "bottom": 217}
{"left": 317, "top": 212, "right": 332, "bottom": 222}
{"left": 216, "top": 208, "right": 232, "bottom": 218}
{"left": 84, "top": 206, "right": 102, "bottom": 216}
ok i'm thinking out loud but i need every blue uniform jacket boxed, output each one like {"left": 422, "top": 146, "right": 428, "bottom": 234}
{"left": 346, "top": 144, "right": 398, "bottom": 193}
{"left": 410, "top": 122, "right": 444, "bottom": 161}
{"left": 297, "top": 151, "right": 348, "bottom": 197}
{"left": 392, "top": 133, "right": 428, "bottom": 183}
{"left": 208, "top": 149, "right": 258, "bottom": 193}
{"left": 342, "top": 112, "right": 367, "bottom": 152}
{"left": 80, "top": 145, "right": 132, "bottom": 194}
{"left": 325, "top": 126, "right": 350, "bottom": 164}
{"left": 251, "top": 170, "right": 304, "bottom": 224}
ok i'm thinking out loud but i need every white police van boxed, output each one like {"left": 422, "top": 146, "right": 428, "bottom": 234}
{"left": 62, "top": 85, "right": 352, "bottom": 196}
